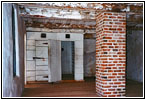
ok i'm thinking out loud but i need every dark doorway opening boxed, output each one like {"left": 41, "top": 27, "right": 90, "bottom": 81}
{"left": 61, "top": 41, "right": 74, "bottom": 80}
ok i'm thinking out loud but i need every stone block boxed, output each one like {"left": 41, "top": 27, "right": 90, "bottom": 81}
{"left": 27, "top": 32, "right": 48, "bottom": 40}
{"left": 36, "top": 47, "right": 48, "bottom": 51}
{"left": 36, "top": 50, "right": 48, "bottom": 58}
{"left": 36, "top": 59, "right": 48, "bottom": 66}
{"left": 27, "top": 46, "right": 35, "bottom": 50}
{"left": 26, "top": 51, "right": 35, "bottom": 60}
{"left": 36, "top": 71, "right": 49, "bottom": 76}
{"left": 26, "top": 76, "right": 35, "bottom": 81}
{"left": 26, "top": 71, "right": 35, "bottom": 77}
{"left": 26, "top": 61, "right": 35, "bottom": 70}
{"left": 36, "top": 76, "right": 48, "bottom": 81}
{"left": 27, "top": 40, "right": 35, "bottom": 46}
{"left": 75, "top": 55, "right": 83, "bottom": 61}
{"left": 75, "top": 41, "right": 83, "bottom": 49}
{"left": 57, "top": 33, "right": 83, "bottom": 41}
{"left": 75, "top": 73, "right": 84, "bottom": 81}
{"left": 75, "top": 67, "right": 83, "bottom": 74}
{"left": 27, "top": 32, "right": 57, "bottom": 40}
{"left": 35, "top": 41, "right": 48, "bottom": 47}
{"left": 36, "top": 66, "right": 48, "bottom": 70}
{"left": 75, "top": 48, "right": 83, "bottom": 56}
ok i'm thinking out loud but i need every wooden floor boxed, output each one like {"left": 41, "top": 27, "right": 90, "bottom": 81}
{"left": 22, "top": 79, "right": 143, "bottom": 97}
{"left": 22, "top": 79, "right": 97, "bottom": 97}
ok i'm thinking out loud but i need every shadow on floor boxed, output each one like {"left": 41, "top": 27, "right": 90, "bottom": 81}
{"left": 126, "top": 79, "right": 143, "bottom": 97}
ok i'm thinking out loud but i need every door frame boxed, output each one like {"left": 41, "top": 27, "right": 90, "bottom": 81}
{"left": 61, "top": 41, "right": 75, "bottom": 80}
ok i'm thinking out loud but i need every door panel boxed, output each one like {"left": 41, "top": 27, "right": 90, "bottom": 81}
{"left": 36, "top": 41, "right": 48, "bottom": 46}
{"left": 36, "top": 47, "right": 48, "bottom": 51}
{"left": 36, "top": 71, "right": 49, "bottom": 76}
{"left": 49, "top": 40, "right": 61, "bottom": 82}
{"left": 27, "top": 51, "right": 35, "bottom": 60}
{"left": 35, "top": 40, "right": 49, "bottom": 81}
{"left": 36, "top": 76, "right": 48, "bottom": 81}
{"left": 26, "top": 61, "right": 35, "bottom": 70}
{"left": 36, "top": 59, "right": 48, "bottom": 65}
{"left": 61, "top": 41, "right": 73, "bottom": 74}
{"left": 36, "top": 66, "right": 48, "bottom": 70}
{"left": 36, "top": 47, "right": 48, "bottom": 58}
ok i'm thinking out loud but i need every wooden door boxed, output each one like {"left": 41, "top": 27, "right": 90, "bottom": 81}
{"left": 35, "top": 40, "right": 49, "bottom": 81}
{"left": 48, "top": 40, "right": 61, "bottom": 82}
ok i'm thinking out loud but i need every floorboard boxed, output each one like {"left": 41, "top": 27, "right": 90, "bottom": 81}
{"left": 22, "top": 78, "right": 143, "bottom": 97}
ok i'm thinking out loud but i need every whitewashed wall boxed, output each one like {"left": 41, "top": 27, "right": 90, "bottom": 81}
{"left": 3, "top": 4, "right": 25, "bottom": 97}
{"left": 26, "top": 27, "right": 97, "bottom": 78}
{"left": 26, "top": 30, "right": 84, "bottom": 82}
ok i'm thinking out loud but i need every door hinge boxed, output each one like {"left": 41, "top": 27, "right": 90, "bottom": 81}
{"left": 33, "top": 57, "right": 45, "bottom": 59}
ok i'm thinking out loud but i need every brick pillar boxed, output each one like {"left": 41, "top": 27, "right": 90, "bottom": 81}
{"left": 96, "top": 12, "right": 126, "bottom": 97}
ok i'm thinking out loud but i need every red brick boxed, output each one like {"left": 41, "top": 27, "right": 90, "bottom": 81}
{"left": 104, "top": 37, "right": 112, "bottom": 39}
{"left": 112, "top": 73, "right": 117, "bottom": 75}
{"left": 103, "top": 86, "right": 111, "bottom": 88}
{"left": 108, "top": 64, "right": 115, "bottom": 66}
{"left": 119, "top": 55, "right": 125, "bottom": 57}
{"left": 114, "top": 82, "right": 121, "bottom": 84}
{"left": 104, "top": 92, "right": 112, "bottom": 94}
{"left": 109, "top": 40, "right": 116, "bottom": 42}
{"left": 104, "top": 13, "right": 112, "bottom": 15}
{"left": 118, "top": 73, "right": 125, "bottom": 75}
{"left": 108, "top": 95, "right": 117, "bottom": 97}
{"left": 108, "top": 76, "right": 116, "bottom": 78}
{"left": 103, "top": 43, "right": 112, "bottom": 45}
{"left": 96, "top": 12, "right": 126, "bottom": 97}
{"left": 104, "top": 19, "right": 112, "bottom": 21}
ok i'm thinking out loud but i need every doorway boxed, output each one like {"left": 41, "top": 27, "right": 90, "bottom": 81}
{"left": 61, "top": 41, "right": 74, "bottom": 80}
